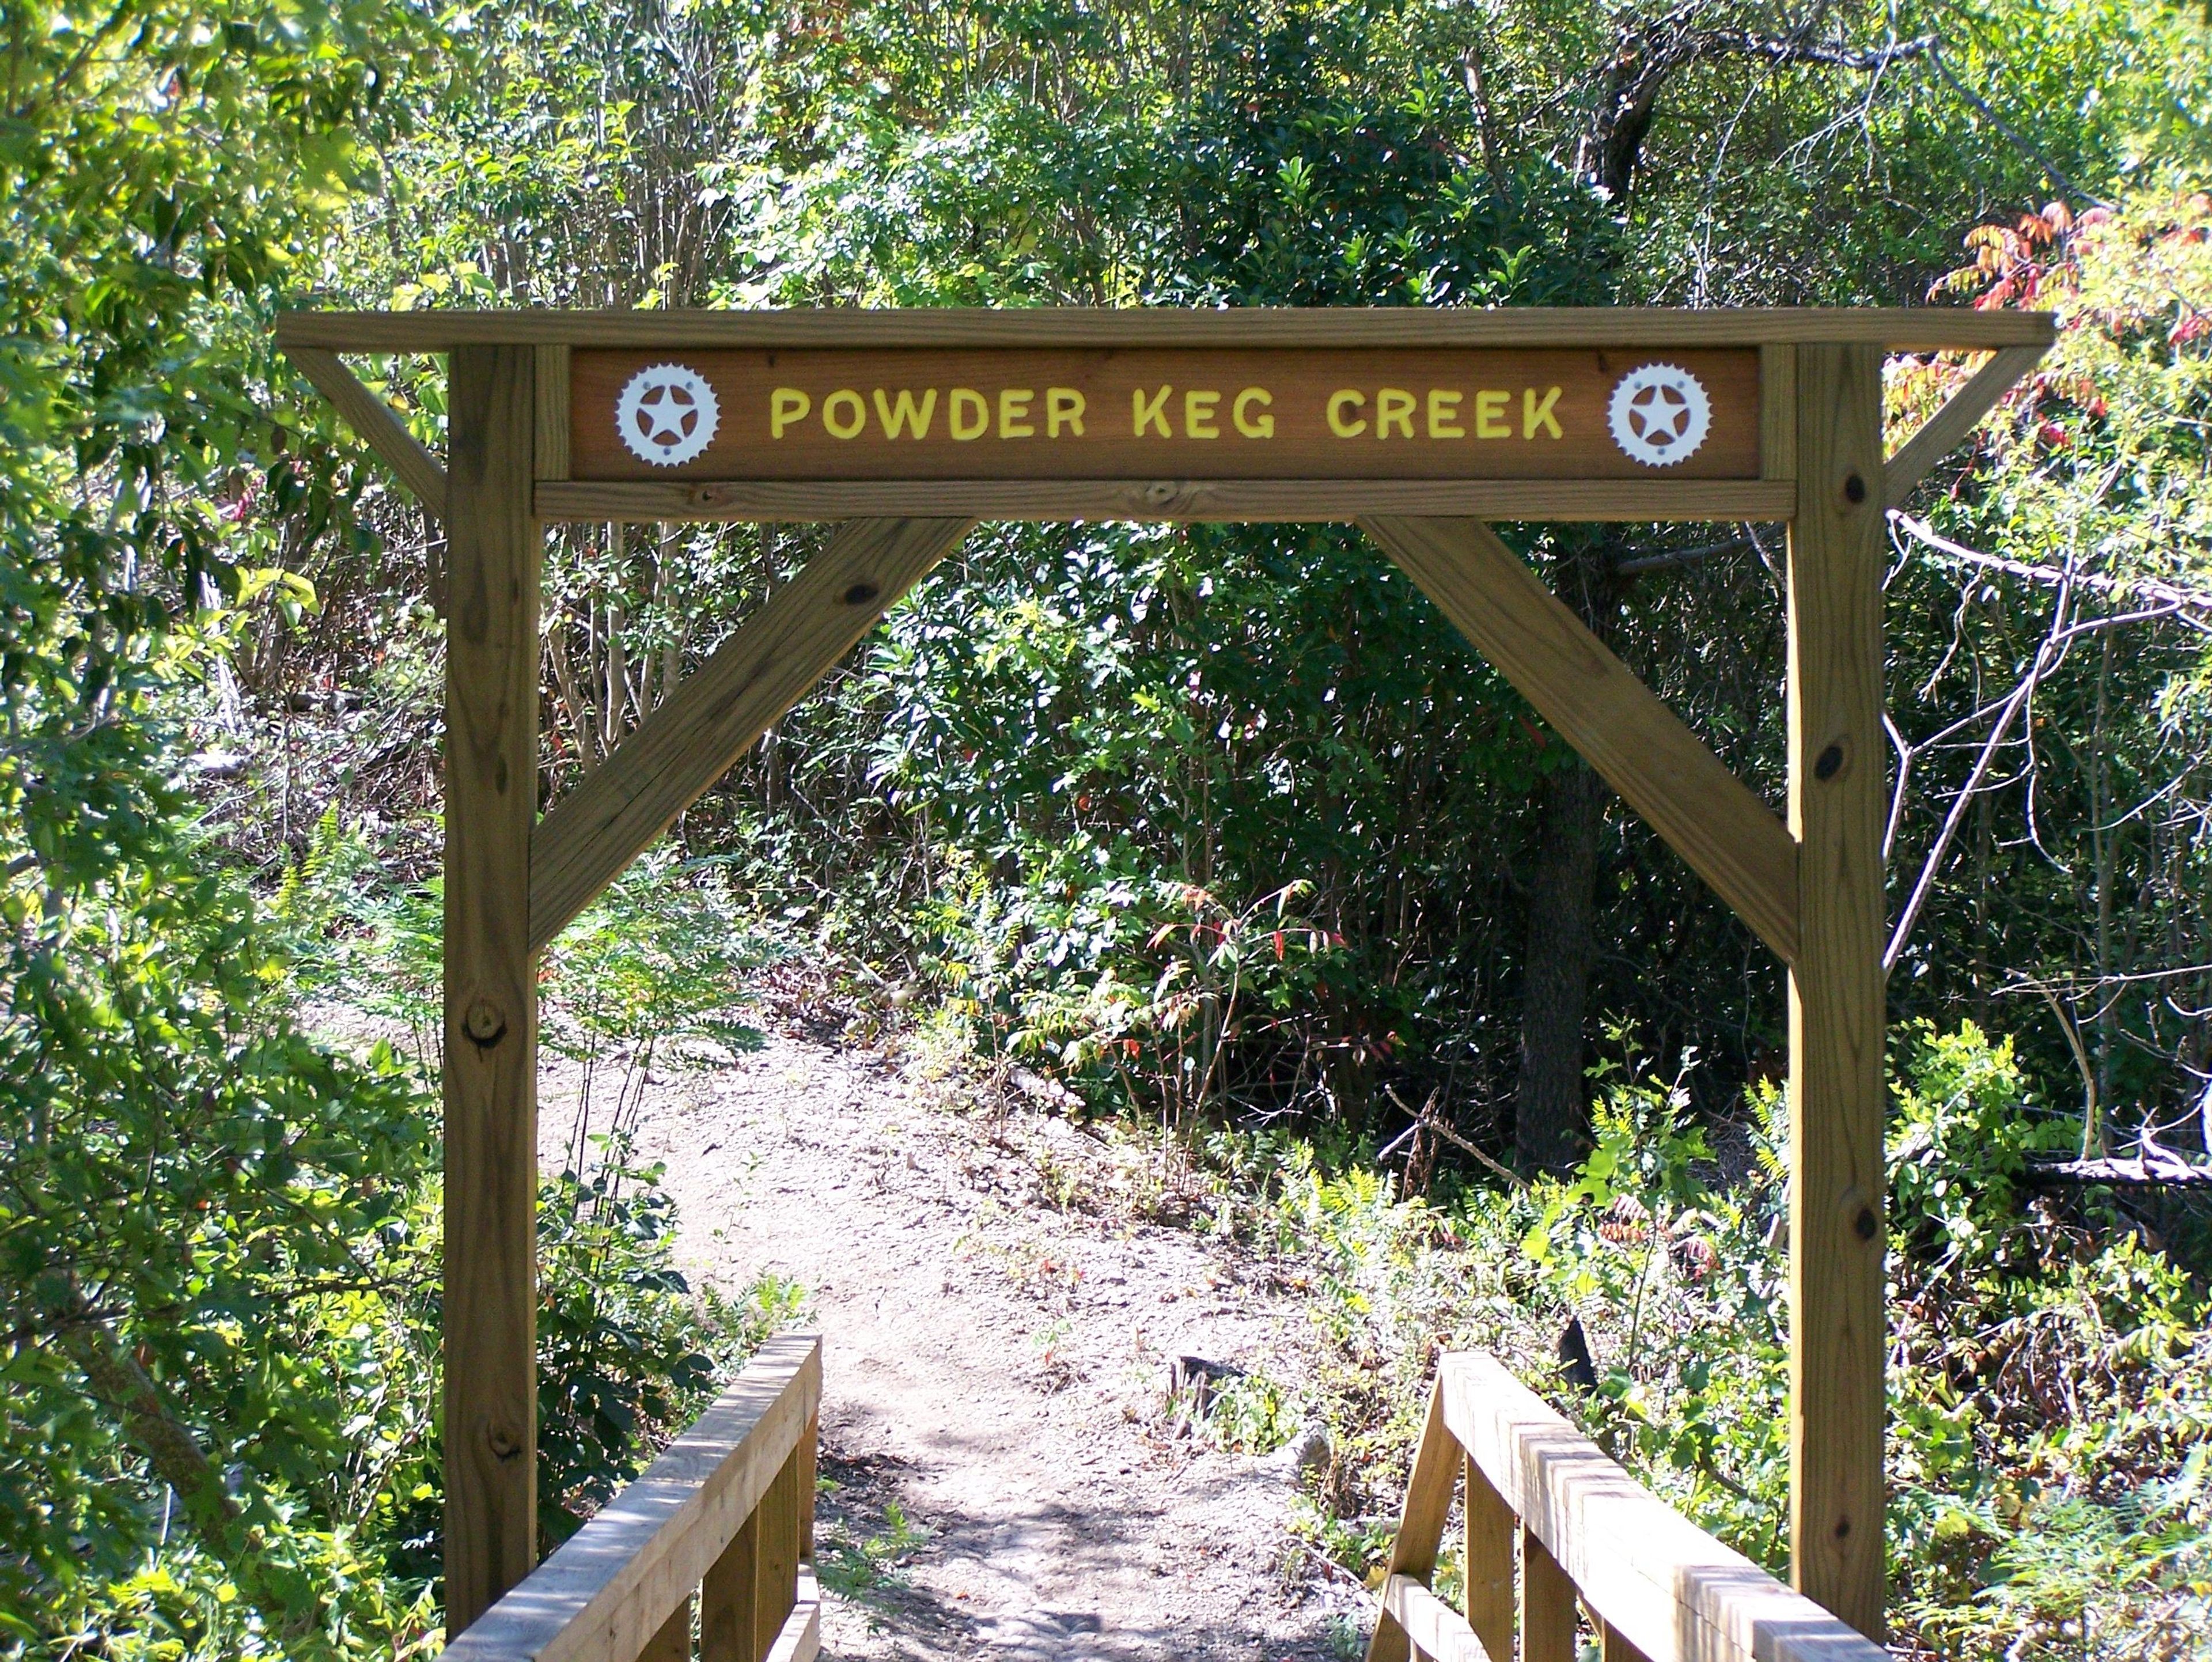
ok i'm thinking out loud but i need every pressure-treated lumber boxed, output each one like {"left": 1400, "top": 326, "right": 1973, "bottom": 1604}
{"left": 536, "top": 344, "right": 573, "bottom": 482}
{"left": 1603, "top": 1623, "right": 1656, "bottom": 1662}
{"left": 1359, "top": 516, "right": 1799, "bottom": 963}
{"left": 751, "top": 1448, "right": 805, "bottom": 1660}
{"left": 1463, "top": 1456, "right": 1516, "bottom": 1662}
{"left": 286, "top": 347, "right": 448, "bottom": 509}
{"left": 528, "top": 516, "right": 974, "bottom": 955}
{"left": 536, "top": 479, "right": 1796, "bottom": 525}
{"left": 277, "top": 306, "right": 2056, "bottom": 353}
{"left": 1365, "top": 1377, "right": 1461, "bottom": 1662}
{"left": 1882, "top": 344, "right": 2047, "bottom": 509}
{"left": 1441, "top": 1351, "right": 1888, "bottom": 1662}
{"left": 1520, "top": 1526, "right": 1577, "bottom": 1662}
{"left": 444, "top": 1334, "right": 821, "bottom": 1662}
{"left": 443, "top": 344, "right": 541, "bottom": 1636}
{"left": 639, "top": 1595, "right": 692, "bottom": 1662}
{"left": 699, "top": 1508, "right": 758, "bottom": 1662}
{"left": 1786, "top": 346, "right": 1889, "bottom": 1639}
{"left": 1759, "top": 346, "right": 1797, "bottom": 482}
{"left": 762, "top": 1573, "right": 821, "bottom": 1662}
{"left": 1381, "top": 1576, "right": 1498, "bottom": 1662}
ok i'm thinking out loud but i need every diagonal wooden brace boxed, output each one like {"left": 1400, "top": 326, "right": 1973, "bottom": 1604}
{"left": 285, "top": 347, "right": 449, "bottom": 510}
{"left": 528, "top": 516, "right": 975, "bottom": 956}
{"left": 1882, "top": 342, "right": 2048, "bottom": 510}
{"left": 1360, "top": 516, "right": 1799, "bottom": 964}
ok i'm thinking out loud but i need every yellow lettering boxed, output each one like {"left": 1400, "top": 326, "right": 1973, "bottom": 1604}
{"left": 999, "top": 388, "right": 1036, "bottom": 438}
{"left": 1327, "top": 389, "right": 1368, "bottom": 437}
{"left": 822, "top": 388, "right": 865, "bottom": 440}
{"left": 1132, "top": 385, "right": 1173, "bottom": 437}
{"left": 1233, "top": 387, "right": 1274, "bottom": 438}
{"left": 770, "top": 387, "right": 811, "bottom": 438}
{"left": 1376, "top": 388, "right": 1415, "bottom": 440}
{"left": 872, "top": 387, "right": 936, "bottom": 440}
{"left": 1426, "top": 389, "right": 1464, "bottom": 440}
{"left": 949, "top": 388, "right": 989, "bottom": 441}
{"left": 1047, "top": 387, "right": 1086, "bottom": 437}
{"left": 1185, "top": 389, "right": 1221, "bottom": 438}
{"left": 1474, "top": 389, "right": 1510, "bottom": 440}
{"left": 1524, "top": 385, "right": 1564, "bottom": 439}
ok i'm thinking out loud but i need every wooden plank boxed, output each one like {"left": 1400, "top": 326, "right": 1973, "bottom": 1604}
{"left": 286, "top": 346, "right": 448, "bottom": 509}
{"left": 276, "top": 306, "right": 2056, "bottom": 354}
{"left": 574, "top": 347, "right": 1761, "bottom": 482}
{"left": 1365, "top": 1377, "right": 1461, "bottom": 1662}
{"left": 536, "top": 344, "right": 573, "bottom": 482}
{"left": 1463, "top": 1455, "right": 1516, "bottom": 1662}
{"left": 1359, "top": 516, "right": 1799, "bottom": 963}
{"left": 1520, "top": 1526, "right": 1577, "bottom": 1662}
{"left": 1786, "top": 346, "right": 1888, "bottom": 1640}
{"left": 640, "top": 1593, "right": 692, "bottom": 1662}
{"left": 1604, "top": 1622, "right": 1656, "bottom": 1662}
{"left": 699, "top": 1510, "right": 758, "bottom": 1662}
{"left": 760, "top": 1572, "right": 821, "bottom": 1662}
{"left": 443, "top": 343, "right": 541, "bottom": 1637}
{"left": 446, "top": 1334, "right": 821, "bottom": 1662}
{"left": 1759, "top": 346, "right": 1796, "bottom": 483}
{"left": 527, "top": 517, "right": 973, "bottom": 955}
{"left": 796, "top": 1414, "right": 818, "bottom": 1559}
{"left": 1382, "top": 1575, "right": 1498, "bottom": 1662}
{"left": 1881, "top": 343, "right": 2047, "bottom": 509}
{"left": 751, "top": 1447, "right": 804, "bottom": 1660}
{"left": 1442, "top": 1351, "right": 1888, "bottom": 1662}
{"left": 535, "top": 478, "right": 1798, "bottom": 525}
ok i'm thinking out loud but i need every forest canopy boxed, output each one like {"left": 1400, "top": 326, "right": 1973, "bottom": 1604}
{"left": 5, "top": 0, "right": 2212, "bottom": 1656}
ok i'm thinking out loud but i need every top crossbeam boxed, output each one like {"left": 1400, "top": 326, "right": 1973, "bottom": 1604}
{"left": 276, "top": 306, "right": 2053, "bottom": 353}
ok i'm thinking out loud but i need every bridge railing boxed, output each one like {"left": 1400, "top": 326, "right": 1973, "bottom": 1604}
{"left": 445, "top": 1332, "right": 821, "bottom": 1662}
{"left": 1367, "top": 1350, "right": 1886, "bottom": 1662}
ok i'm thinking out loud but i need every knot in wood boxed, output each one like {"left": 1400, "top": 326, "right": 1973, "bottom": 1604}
{"left": 842, "top": 581, "right": 880, "bottom": 606}
{"left": 1814, "top": 742, "right": 1845, "bottom": 781}
{"left": 464, "top": 997, "right": 508, "bottom": 1047}
{"left": 1854, "top": 1205, "right": 1879, "bottom": 1241}
{"left": 1843, "top": 472, "right": 1868, "bottom": 504}
{"left": 487, "top": 1427, "right": 522, "bottom": 1461}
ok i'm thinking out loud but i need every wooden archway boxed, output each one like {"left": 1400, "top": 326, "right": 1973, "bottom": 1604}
{"left": 280, "top": 305, "right": 2052, "bottom": 1642}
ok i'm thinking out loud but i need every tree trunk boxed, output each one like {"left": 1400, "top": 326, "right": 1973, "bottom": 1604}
{"left": 1515, "top": 758, "right": 1606, "bottom": 1173}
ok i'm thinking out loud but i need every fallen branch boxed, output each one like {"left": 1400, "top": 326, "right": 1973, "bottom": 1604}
{"left": 2024, "top": 1156, "right": 2212, "bottom": 1190}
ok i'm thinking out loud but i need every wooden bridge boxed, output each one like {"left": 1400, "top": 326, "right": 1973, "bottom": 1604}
{"left": 440, "top": 1333, "right": 1888, "bottom": 1662}
{"left": 278, "top": 300, "right": 2053, "bottom": 1653}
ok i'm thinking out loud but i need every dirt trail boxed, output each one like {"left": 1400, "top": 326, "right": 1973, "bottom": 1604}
{"left": 539, "top": 1027, "right": 1361, "bottom": 1662}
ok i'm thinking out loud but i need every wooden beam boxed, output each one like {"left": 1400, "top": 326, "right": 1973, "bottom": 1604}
{"left": 527, "top": 516, "right": 973, "bottom": 956}
{"left": 1883, "top": 343, "right": 2048, "bottom": 509}
{"left": 536, "top": 344, "right": 573, "bottom": 482}
{"left": 276, "top": 306, "right": 2057, "bottom": 354}
{"left": 1463, "top": 1455, "right": 1516, "bottom": 1662}
{"left": 639, "top": 1593, "right": 692, "bottom": 1662}
{"left": 1359, "top": 516, "right": 1799, "bottom": 963}
{"left": 536, "top": 479, "right": 1796, "bottom": 527}
{"left": 444, "top": 1334, "right": 821, "bottom": 1662}
{"left": 443, "top": 344, "right": 541, "bottom": 1636}
{"left": 1382, "top": 1576, "right": 1499, "bottom": 1662}
{"left": 1519, "top": 1527, "right": 1577, "bottom": 1662}
{"left": 761, "top": 1572, "right": 821, "bottom": 1662}
{"left": 1365, "top": 1376, "right": 1461, "bottom": 1662}
{"left": 285, "top": 346, "right": 449, "bottom": 509}
{"left": 1441, "top": 1352, "right": 1888, "bottom": 1662}
{"left": 1787, "top": 345, "right": 1889, "bottom": 1639}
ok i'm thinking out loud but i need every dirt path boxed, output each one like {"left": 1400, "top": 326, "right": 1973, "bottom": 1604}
{"left": 539, "top": 1028, "right": 1361, "bottom": 1662}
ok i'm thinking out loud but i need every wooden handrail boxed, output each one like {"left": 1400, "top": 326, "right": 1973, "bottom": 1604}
{"left": 1369, "top": 1350, "right": 1887, "bottom": 1662}
{"left": 445, "top": 1332, "right": 822, "bottom": 1662}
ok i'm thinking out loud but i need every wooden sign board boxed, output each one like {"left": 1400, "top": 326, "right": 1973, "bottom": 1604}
{"left": 570, "top": 348, "right": 1760, "bottom": 481}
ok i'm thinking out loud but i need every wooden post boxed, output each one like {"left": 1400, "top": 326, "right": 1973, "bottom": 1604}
{"left": 1519, "top": 1525, "right": 1577, "bottom": 1662}
{"left": 443, "top": 344, "right": 542, "bottom": 1636}
{"left": 1786, "top": 343, "right": 1888, "bottom": 1638}
{"left": 1462, "top": 1456, "right": 1514, "bottom": 1662}
{"left": 700, "top": 1509, "right": 760, "bottom": 1662}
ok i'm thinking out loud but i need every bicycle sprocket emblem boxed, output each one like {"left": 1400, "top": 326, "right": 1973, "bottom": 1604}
{"left": 1607, "top": 364, "right": 1711, "bottom": 468}
{"left": 616, "top": 364, "right": 720, "bottom": 466}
